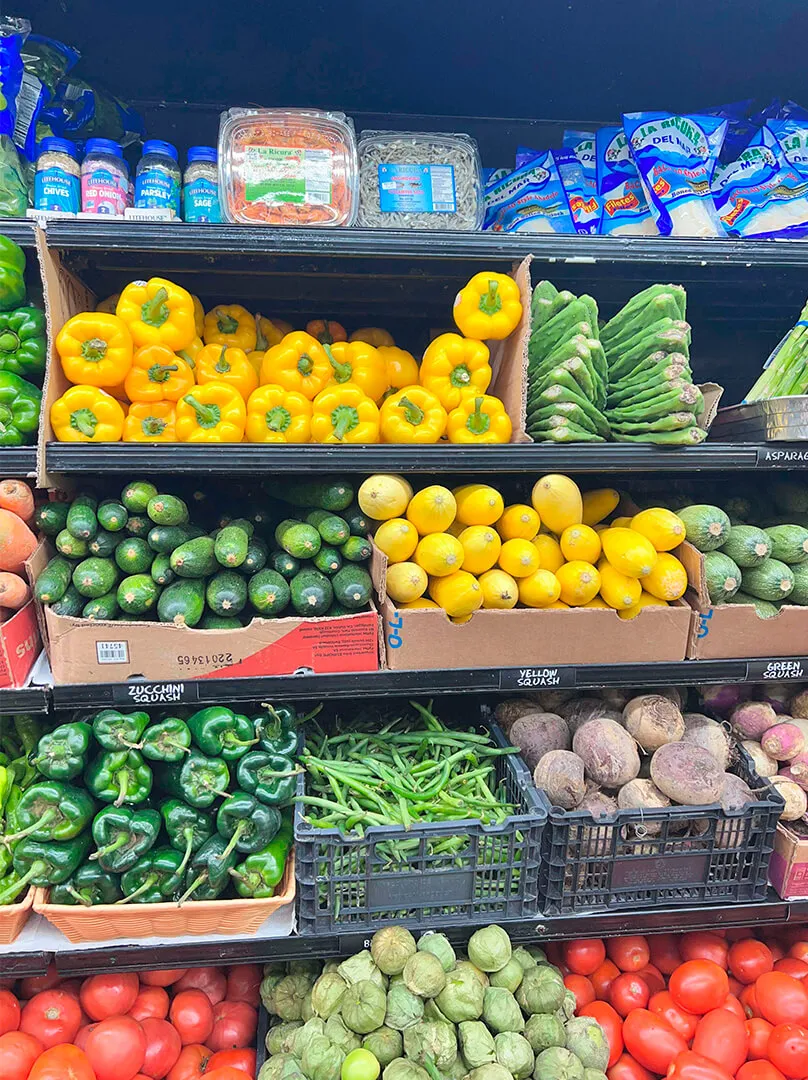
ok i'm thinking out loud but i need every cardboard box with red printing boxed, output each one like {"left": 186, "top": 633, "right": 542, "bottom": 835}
{"left": 770, "top": 823, "right": 808, "bottom": 899}
{"left": 0, "top": 600, "right": 40, "bottom": 688}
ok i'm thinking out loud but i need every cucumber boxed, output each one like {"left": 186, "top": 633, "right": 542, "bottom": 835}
{"left": 83, "top": 592, "right": 120, "bottom": 621}
{"left": 344, "top": 505, "right": 370, "bottom": 537}
{"left": 314, "top": 546, "right": 342, "bottom": 575}
{"left": 150, "top": 553, "right": 175, "bottom": 586}
{"left": 50, "top": 585, "right": 84, "bottom": 617}
{"left": 788, "top": 563, "right": 808, "bottom": 605}
{"left": 97, "top": 499, "right": 128, "bottom": 532}
{"left": 274, "top": 518, "right": 300, "bottom": 546}
{"left": 341, "top": 536, "right": 372, "bottom": 563}
{"left": 121, "top": 480, "right": 158, "bottom": 513}
{"left": 73, "top": 557, "right": 119, "bottom": 599}
{"left": 126, "top": 515, "right": 151, "bottom": 538}
{"left": 206, "top": 570, "right": 248, "bottom": 616}
{"left": 290, "top": 568, "right": 333, "bottom": 616}
{"left": 724, "top": 496, "right": 755, "bottom": 524}
{"left": 157, "top": 578, "right": 205, "bottom": 626}
{"left": 248, "top": 569, "right": 291, "bottom": 616}
{"left": 147, "top": 524, "right": 194, "bottom": 554}
{"left": 227, "top": 517, "right": 255, "bottom": 537}
{"left": 328, "top": 602, "right": 355, "bottom": 617}
{"left": 676, "top": 505, "right": 731, "bottom": 552}
{"left": 87, "top": 530, "right": 119, "bottom": 558}
{"left": 55, "top": 529, "right": 89, "bottom": 559}
{"left": 242, "top": 536, "right": 268, "bottom": 575}
{"left": 283, "top": 480, "right": 354, "bottom": 512}
{"left": 331, "top": 565, "right": 373, "bottom": 610}
{"left": 115, "top": 537, "right": 154, "bottom": 574}
{"left": 280, "top": 522, "right": 321, "bottom": 559}
{"left": 117, "top": 574, "right": 160, "bottom": 614}
{"left": 306, "top": 510, "right": 350, "bottom": 546}
{"left": 34, "top": 502, "right": 69, "bottom": 537}
{"left": 703, "top": 551, "right": 741, "bottom": 605}
{"left": 765, "top": 525, "right": 808, "bottom": 565}
{"left": 199, "top": 612, "right": 242, "bottom": 629}
{"left": 724, "top": 591, "right": 780, "bottom": 619}
{"left": 742, "top": 559, "right": 796, "bottom": 602}
{"left": 269, "top": 551, "right": 299, "bottom": 579}
{"left": 66, "top": 495, "right": 98, "bottom": 540}
{"left": 719, "top": 526, "right": 772, "bottom": 569}
{"left": 170, "top": 537, "right": 217, "bottom": 578}
{"left": 35, "top": 556, "right": 73, "bottom": 603}
{"left": 147, "top": 493, "right": 189, "bottom": 526}
{"left": 214, "top": 525, "right": 249, "bottom": 568}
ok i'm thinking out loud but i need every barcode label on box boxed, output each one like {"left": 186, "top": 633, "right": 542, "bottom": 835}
{"left": 96, "top": 641, "right": 129, "bottom": 665}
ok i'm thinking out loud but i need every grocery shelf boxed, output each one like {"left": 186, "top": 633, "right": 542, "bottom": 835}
{"left": 0, "top": 684, "right": 50, "bottom": 713}
{"left": 0, "top": 220, "right": 37, "bottom": 248}
{"left": 0, "top": 448, "right": 39, "bottom": 478}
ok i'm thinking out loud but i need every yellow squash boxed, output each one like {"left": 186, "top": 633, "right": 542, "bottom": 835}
{"left": 429, "top": 570, "right": 483, "bottom": 618}
{"left": 601, "top": 528, "right": 658, "bottom": 578}
{"left": 532, "top": 534, "right": 565, "bottom": 574}
{"left": 386, "top": 562, "right": 428, "bottom": 604}
{"left": 641, "top": 552, "right": 688, "bottom": 600}
{"left": 498, "top": 539, "right": 540, "bottom": 578}
{"left": 598, "top": 559, "right": 642, "bottom": 611}
{"left": 414, "top": 533, "right": 464, "bottom": 576}
{"left": 560, "top": 524, "right": 602, "bottom": 564}
{"left": 555, "top": 561, "right": 601, "bottom": 606}
{"left": 374, "top": 518, "right": 419, "bottom": 562}
{"left": 357, "top": 475, "right": 413, "bottom": 521}
{"left": 518, "top": 569, "right": 561, "bottom": 608}
{"left": 582, "top": 488, "right": 620, "bottom": 527}
{"left": 478, "top": 569, "right": 519, "bottom": 609}
{"left": 406, "top": 485, "right": 457, "bottom": 535}
{"left": 630, "top": 508, "right": 687, "bottom": 552}
{"left": 458, "top": 525, "right": 501, "bottom": 575}
{"left": 454, "top": 484, "right": 504, "bottom": 527}
{"left": 497, "top": 504, "right": 540, "bottom": 541}
{"left": 531, "top": 474, "right": 583, "bottom": 535}
{"left": 618, "top": 591, "right": 669, "bottom": 620}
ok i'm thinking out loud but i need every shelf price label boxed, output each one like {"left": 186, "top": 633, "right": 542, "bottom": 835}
{"left": 112, "top": 681, "right": 201, "bottom": 705}
{"left": 746, "top": 659, "right": 805, "bottom": 681}
{"left": 499, "top": 667, "right": 575, "bottom": 690}
{"left": 757, "top": 447, "right": 808, "bottom": 467}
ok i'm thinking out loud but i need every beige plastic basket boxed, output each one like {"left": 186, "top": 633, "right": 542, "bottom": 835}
{"left": 0, "top": 886, "right": 34, "bottom": 943}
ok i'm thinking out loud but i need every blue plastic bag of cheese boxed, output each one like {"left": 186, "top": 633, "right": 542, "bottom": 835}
{"left": 16, "top": 35, "right": 80, "bottom": 162}
{"left": 0, "top": 17, "right": 31, "bottom": 216}
{"left": 515, "top": 144, "right": 598, "bottom": 233}
{"left": 482, "top": 152, "right": 575, "bottom": 233}
{"left": 767, "top": 120, "right": 808, "bottom": 181}
{"left": 713, "top": 126, "right": 808, "bottom": 239}
{"left": 622, "top": 112, "right": 727, "bottom": 237}
{"left": 595, "top": 125, "right": 657, "bottom": 236}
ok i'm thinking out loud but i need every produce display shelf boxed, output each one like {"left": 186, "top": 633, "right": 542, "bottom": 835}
{"left": 0, "top": 685, "right": 51, "bottom": 713}
{"left": 0, "top": 448, "right": 39, "bottom": 478}
{"left": 44, "top": 442, "right": 782, "bottom": 474}
{"left": 0, "top": 220, "right": 36, "bottom": 248}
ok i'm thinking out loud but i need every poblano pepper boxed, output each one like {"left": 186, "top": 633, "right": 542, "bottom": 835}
{"left": 85, "top": 749, "right": 153, "bottom": 806}
{"left": 161, "top": 799, "right": 214, "bottom": 876}
{"left": 237, "top": 750, "right": 301, "bottom": 807}
{"left": 50, "top": 862, "right": 122, "bottom": 906}
{"left": 230, "top": 818, "right": 293, "bottom": 898}
{"left": 0, "top": 372, "right": 41, "bottom": 446}
{"left": 216, "top": 790, "right": 281, "bottom": 857}
{"left": 119, "top": 846, "right": 185, "bottom": 904}
{"left": 254, "top": 703, "right": 299, "bottom": 757}
{"left": 187, "top": 706, "right": 258, "bottom": 761}
{"left": 31, "top": 722, "right": 92, "bottom": 781}
{"left": 92, "top": 709, "right": 150, "bottom": 751}
{"left": 0, "top": 307, "right": 47, "bottom": 382}
{"left": 141, "top": 717, "right": 192, "bottom": 763}
{"left": 161, "top": 749, "right": 230, "bottom": 808}
{"left": 0, "top": 834, "right": 91, "bottom": 904}
{"left": 2, "top": 781, "right": 95, "bottom": 844}
{"left": 179, "top": 833, "right": 239, "bottom": 904}
{"left": 89, "top": 805, "right": 161, "bottom": 873}
{"left": 0, "top": 237, "right": 26, "bottom": 313}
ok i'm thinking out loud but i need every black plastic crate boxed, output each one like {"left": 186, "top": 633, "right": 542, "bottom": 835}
{"left": 256, "top": 1001, "right": 269, "bottom": 1072}
{"left": 538, "top": 745, "right": 784, "bottom": 915}
{"left": 294, "top": 723, "right": 546, "bottom": 934}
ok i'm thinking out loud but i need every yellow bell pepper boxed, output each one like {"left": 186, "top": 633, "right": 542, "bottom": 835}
{"left": 176, "top": 335, "right": 203, "bottom": 372}
{"left": 124, "top": 344, "right": 195, "bottom": 403}
{"left": 377, "top": 346, "right": 419, "bottom": 391}
{"left": 175, "top": 382, "right": 246, "bottom": 442}
{"left": 95, "top": 293, "right": 120, "bottom": 314}
{"left": 255, "top": 313, "right": 284, "bottom": 351}
{"left": 311, "top": 383, "right": 380, "bottom": 443}
{"left": 123, "top": 402, "right": 177, "bottom": 442}
{"left": 380, "top": 385, "right": 447, "bottom": 444}
{"left": 327, "top": 341, "right": 388, "bottom": 403}
{"left": 191, "top": 294, "right": 205, "bottom": 337}
{"left": 273, "top": 318, "right": 294, "bottom": 337}
{"left": 261, "top": 332, "right": 332, "bottom": 400}
{"left": 453, "top": 272, "right": 523, "bottom": 340}
{"left": 246, "top": 350, "right": 265, "bottom": 376}
{"left": 203, "top": 304, "right": 257, "bottom": 351}
{"left": 246, "top": 384, "right": 311, "bottom": 443}
{"left": 56, "top": 312, "right": 134, "bottom": 388}
{"left": 196, "top": 344, "right": 258, "bottom": 399}
{"left": 447, "top": 395, "right": 513, "bottom": 444}
{"left": 349, "top": 327, "right": 395, "bottom": 347}
{"left": 50, "top": 385, "right": 125, "bottom": 442}
{"left": 116, "top": 278, "right": 196, "bottom": 352}
{"left": 420, "top": 333, "right": 491, "bottom": 409}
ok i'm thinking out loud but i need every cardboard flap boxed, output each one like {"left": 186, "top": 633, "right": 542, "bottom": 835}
{"left": 698, "top": 382, "right": 724, "bottom": 430}
{"left": 490, "top": 255, "right": 532, "bottom": 444}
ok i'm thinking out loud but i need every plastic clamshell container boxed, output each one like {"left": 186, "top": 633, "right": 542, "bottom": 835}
{"left": 357, "top": 130, "right": 484, "bottom": 230}
{"left": 218, "top": 108, "right": 359, "bottom": 227}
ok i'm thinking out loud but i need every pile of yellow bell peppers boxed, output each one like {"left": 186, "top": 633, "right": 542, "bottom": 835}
{"left": 50, "top": 271, "right": 523, "bottom": 444}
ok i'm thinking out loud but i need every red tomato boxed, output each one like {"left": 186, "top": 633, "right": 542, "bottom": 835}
{"left": 80, "top": 973, "right": 140, "bottom": 1021}
{"left": 610, "top": 973, "right": 650, "bottom": 1017}
{"left": 622, "top": 1009, "right": 688, "bottom": 1074}
{"left": 742, "top": 983, "right": 762, "bottom": 1018}
{"left": 729, "top": 976, "right": 745, "bottom": 997}
{"left": 692, "top": 1007, "right": 749, "bottom": 1075}
{"left": 592, "top": 959, "right": 621, "bottom": 1001}
{"left": 75, "top": 1023, "right": 100, "bottom": 1050}
{"left": 736, "top": 1063, "right": 787, "bottom": 1080}
{"left": 729, "top": 940, "right": 775, "bottom": 984}
{"left": 650, "top": 933, "right": 682, "bottom": 976}
{"left": 139, "top": 970, "right": 188, "bottom": 988}
{"left": 20, "top": 989, "right": 82, "bottom": 1048}
{"left": 766, "top": 1023, "right": 808, "bottom": 1079}
{"left": 755, "top": 973, "right": 808, "bottom": 1027}
{"left": 173, "top": 970, "right": 226, "bottom": 1006}
{"left": 669, "top": 960, "right": 730, "bottom": 1015}
{"left": 0, "top": 1030, "right": 43, "bottom": 1080}
{"left": 765, "top": 939, "right": 787, "bottom": 964}
{"left": 224, "top": 967, "right": 261, "bottom": 1008}
{"left": 545, "top": 941, "right": 564, "bottom": 967}
{"left": 649, "top": 990, "right": 699, "bottom": 1041}
{"left": 564, "top": 939, "right": 607, "bottom": 976}
{"left": 564, "top": 974, "right": 596, "bottom": 1011}
{"left": 720, "top": 993, "right": 746, "bottom": 1019}
{"left": 130, "top": 987, "right": 170, "bottom": 1022}
{"left": 636, "top": 964, "right": 665, "bottom": 997}
{"left": 28, "top": 1044, "right": 96, "bottom": 1080}
{"left": 667, "top": 1049, "right": 733, "bottom": 1080}
{"left": 207, "top": 1049, "right": 256, "bottom": 1077}
{"left": 726, "top": 928, "right": 752, "bottom": 942}
{"left": 19, "top": 966, "right": 61, "bottom": 999}
{"left": 775, "top": 959, "right": 808, "bottom": 981}
{"left": 607, "top": 936, "right": 651, "bottom": 973}
{"left": 141, "top": 1017, "right": 182, "bottom": 1080}
{"left": 681, "top": 932, "right": 729, "bottom": 969}
{"left": 166, "top": 1044, "right": 214, "bottom": 1080}
{"left": 0, "top": 989, "right": 20, "bottom": 1035}
{"left": 85, "top": 1015, "right": 147, "bottom": 1080}
{"left": 170, "top": 991, "right": 214, "bottom": 1046}
{"left": 607, "top": 1053, "right": 655, "bottom": 1080}
{"left": 580, "top": 1001, "right": 624, "bottom": 1067}
{"left": 746, "top": 1017, "right": 773, "bottom": 1059}
{"left": 207, "top": 1002, "right": 257, "bottom": 1053}
{"left": 788, "top": 942, "right": 808, "bottom": 965}
{"left": 204, "top": 1071, "right": 248, "bottom": 1080}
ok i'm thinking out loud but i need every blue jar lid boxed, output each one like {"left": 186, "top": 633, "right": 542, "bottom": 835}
{"left": 187, "top": 145, "right": 217, "bottom": 164}
{"left": 143, "top": 139, "right": 178, "bottom": 160}
{"left": 39, "top": 136, "right": 77, "bottom": 159}
{"left": 85, "top": 138, "right": 123, "bottom": 158}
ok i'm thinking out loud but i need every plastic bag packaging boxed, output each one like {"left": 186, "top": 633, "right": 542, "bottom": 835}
{"left": 700, "top": 100, "right": 756, "bottom": 163}
{"left": 562, "top": 129, "right": 601, "bottom": 233}
{"left": 218, "top": 108, "right": 358, "bottom": 226}
{"left": 482, "top": 151, "right": 575, "bottom": 233}
{"left": 41, "top": 76, "right": 144, "bottom": 149}
{"left": 766, "top": 119, "right": 808, "bottom": 181}
{"left": 622, "top": 111, "right": 727, "bottom": 237}
{"left": 16, "top": 34, "right": 80, "bottom": 161}
{"left": 0, "top": 17, "right": 31, "bottom": 216}
{"left": 595, "top": 125, "right": 658, "bottom": 236}
{"left": 713, "top": 126, "right": 808, "bottom": 239}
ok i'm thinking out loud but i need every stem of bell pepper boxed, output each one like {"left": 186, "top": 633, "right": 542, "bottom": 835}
{"left": 184, "top": 395, "right": 221, "bottom": 429}
{"left": 214, "top": 347, "right": 231, "bottom": 374}
{"left": 465, "top": 398, "right": 491, "bottom": 435}
{"left": 149, "top": 362, "right": 178, "bottom": 383}
{"left": 176, "top": 827, "right": 195, "bottom": 877}
{"left": 479, "top": 280, "right": 503, "bottom": 315}
{"left": 115, "top": 873, "right": 158, "bottom": 904}
{"left": 217, "top": 313, "right": 239, "bottom": 335}
{"left": 322, "top": 344, "right": 352, "bottom": 383}
{"left": 62, "top": 884, "right": 93, "bottom": 907}
{"left": 218, "top": 820, "right": 248, "bottom": 862}
{"left": 449, "top": 364, "right": 471, "bottom": 388}
{"left": 0, "top": 860, "right": 43, "bottom": 904}
{"left": 141, "top": 287, "right": 169, "bottom": 328}
{"left": 115, "top": 769, "right": 130, "bottom": 807}
{"left": 70, "top": 408, "right": 98, "bottom": 438}
{"left": 330, "top": 405, "right": 359, "bottom": 440}
{"left": 398, "top": 396, "right": 425, "bottom": 426}
{"left": 2, "top": 807, "right": 57, "bottom": 844}
{"left": 88, "top": 833, "right": 129, "bottom": 862}
{"left": 266, "top": 406, "right": 291, "bottom": 432}
{"left": 177, "top": 871, "right": 206, "bottom": 905}
{"left": 80, "top": 337, "right": 109, "bottom": 361}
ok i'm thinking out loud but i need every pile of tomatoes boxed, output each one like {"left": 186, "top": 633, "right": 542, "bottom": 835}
{"left": 0, "top": 963, "right": 259, "bottom": 1080}
{"left": 549, "top": 929, "right": 808, "bottom": 1080}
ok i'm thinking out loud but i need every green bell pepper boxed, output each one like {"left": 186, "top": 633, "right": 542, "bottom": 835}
{"left": 216, "top": 790, "right": 281, "bottom": 858}
{"left": 89, "top": 805, "right": 161, "bottom": 873}
{"left": 31, "top": 722, "right": 92, "bottom": 781}
{"left": 0, "top": 764, "right": 13, "bottom": 812}
{"left": 92, "top": 709, "right": 150, "bottom": 751}
{"left": 0, "top": 307, "right": 47, "bottom": 383}
{"left": 50, "top": 862, "right": 122, "bottom": 906}
{"left": 161, "top": 799, "right": 213, "bottom": 877}
{"left": 230, "top": 818, "right": 293, "bottom": 898}
{"left": 0, "top": 833, "right": 92, "bottom": 904}
{"left": 85, "top": 750, "right": 153, "bottom": 806}
{"left": 237, "top": 750, "right": 301, "bottom": 808}
{"left": 178, "top": 834, "right": 239, "bottom": 904}
{"left": 187, "top": 706, "right": 258, "bottom": 761}
{"left": 0, "top": 261, "right": 26, "bottom": 314}
{"left": 141, "top": 717, "right": 192, "bottom": 763}
{"left": 13, "top": 714, "right": 41, "bottom": 757}
{"left": 2, "top": 781, "right": 95, "bottom": 844}
{"left": 162, "top": 749, "right": 230, "bottom": 809}
{"left": 119, "top": 846, "right": 184, "bottom": 904}
{"left": 255, "top": 703, "right": 300, "bottom": 757}
{"left": 0, "top": 372, "right": 41, "bottom": 445}
{"left": 0, "top": 236, "right": 26, "bottom": 277}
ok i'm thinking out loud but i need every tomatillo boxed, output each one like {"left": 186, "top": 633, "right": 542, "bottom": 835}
{"left": 341, "top": 1049, "right": 380, "bottom": 1080}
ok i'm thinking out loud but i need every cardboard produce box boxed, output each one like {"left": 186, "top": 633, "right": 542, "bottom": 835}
{"left": 770, "top": 823, "right": 808, "bottom": 899}
{"left": 0, "top": 600, "right": 41, "bottom": 688}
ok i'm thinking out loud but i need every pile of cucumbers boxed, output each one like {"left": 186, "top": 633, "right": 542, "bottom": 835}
{"left": 32, "top": 478, "right": 373, "bottom": 626}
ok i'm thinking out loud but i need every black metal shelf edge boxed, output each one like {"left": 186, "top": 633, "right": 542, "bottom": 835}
{"left": 0, "top": 220, "right": 38, "bottom": 248}
{"left": 0, "top": 448, "right": 38, "bottom": 477}
{"left": 0, "top": 686, "right": 50, "bottom": 713}
{"left": 45, "top": 442, "right": 765, "bottom": 474}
